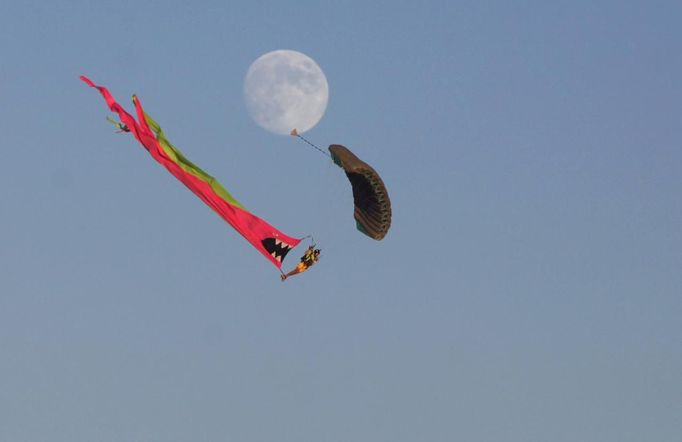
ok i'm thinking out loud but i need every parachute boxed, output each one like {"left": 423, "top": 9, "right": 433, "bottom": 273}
{"left": 328, "top": 145, "right": 391, "bottom": 240}
{"left": 290, "top": 129, "right": 391, "bottom": 240}
{"left": 81, "top": 76, "right": 302, "bottom": 269}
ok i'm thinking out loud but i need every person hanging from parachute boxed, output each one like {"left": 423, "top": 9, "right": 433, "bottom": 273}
{"left": 81, "top": 75, "right": 320, "bottom": 280}
{"left": 280, "top": 245, "right": 321, "bottom": 281}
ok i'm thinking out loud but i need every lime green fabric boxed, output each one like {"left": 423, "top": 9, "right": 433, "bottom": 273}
{"left": 142, "top": 109, "right": 246, "bottom": 211}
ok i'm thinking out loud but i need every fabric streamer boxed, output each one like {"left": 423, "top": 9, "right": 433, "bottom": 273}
{"left": 81, "top": 75, "right": 301, "bottom": 268}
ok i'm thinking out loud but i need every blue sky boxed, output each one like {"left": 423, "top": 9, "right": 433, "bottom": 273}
{"left": 1, "top": 1, "right": 680, "bottom": 441}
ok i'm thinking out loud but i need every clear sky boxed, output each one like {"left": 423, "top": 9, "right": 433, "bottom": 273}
{"left": 1, "top": 1, "right": 680, "bottom": 441}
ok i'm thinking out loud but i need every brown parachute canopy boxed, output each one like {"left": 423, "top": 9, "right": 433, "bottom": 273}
{"left": 328, "top": 145, "right": 391, "bottom": 240}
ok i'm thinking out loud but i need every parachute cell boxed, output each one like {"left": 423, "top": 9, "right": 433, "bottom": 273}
{"left": 328, "top": 145, "right": 391, "bottom": 240}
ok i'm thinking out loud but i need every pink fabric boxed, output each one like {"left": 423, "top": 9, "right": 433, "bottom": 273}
{"left": 81, "top": 76, "right": 301, "bottom": 268}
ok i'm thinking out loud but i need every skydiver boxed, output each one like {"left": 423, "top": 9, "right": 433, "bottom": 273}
{"left": 281, "top": 246, "right": 320, "bottom": 281}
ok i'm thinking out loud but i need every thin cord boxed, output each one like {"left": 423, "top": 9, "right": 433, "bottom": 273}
{"left": 291, "top": 129, "right": 330, "bottom": 158}
{"left": 300, "top": 234, "right": 316, "bottom": 247}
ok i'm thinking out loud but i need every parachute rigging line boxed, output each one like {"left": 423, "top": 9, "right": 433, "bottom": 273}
{"left": 290, "top": 128, "right": 330, "bottom": 158}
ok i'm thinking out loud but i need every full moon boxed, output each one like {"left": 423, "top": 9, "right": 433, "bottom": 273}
{"left": 244, "top": 50, "right": 329, "bottom": 135}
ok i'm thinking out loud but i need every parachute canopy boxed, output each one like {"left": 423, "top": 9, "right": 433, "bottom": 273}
{"left": 329, "top": 145, "right": 391, "bottom": 240}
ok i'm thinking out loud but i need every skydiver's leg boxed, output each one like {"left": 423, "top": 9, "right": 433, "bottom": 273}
{"left": 280, "top": 263, "right": 307, "bottom": 281}
{"left": 283, "top": 268, "right": 301, "bottom": 278}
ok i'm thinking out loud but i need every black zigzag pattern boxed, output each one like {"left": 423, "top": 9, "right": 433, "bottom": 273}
{"left": 261, "top": 237, "right": 293, "bottom": 263}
